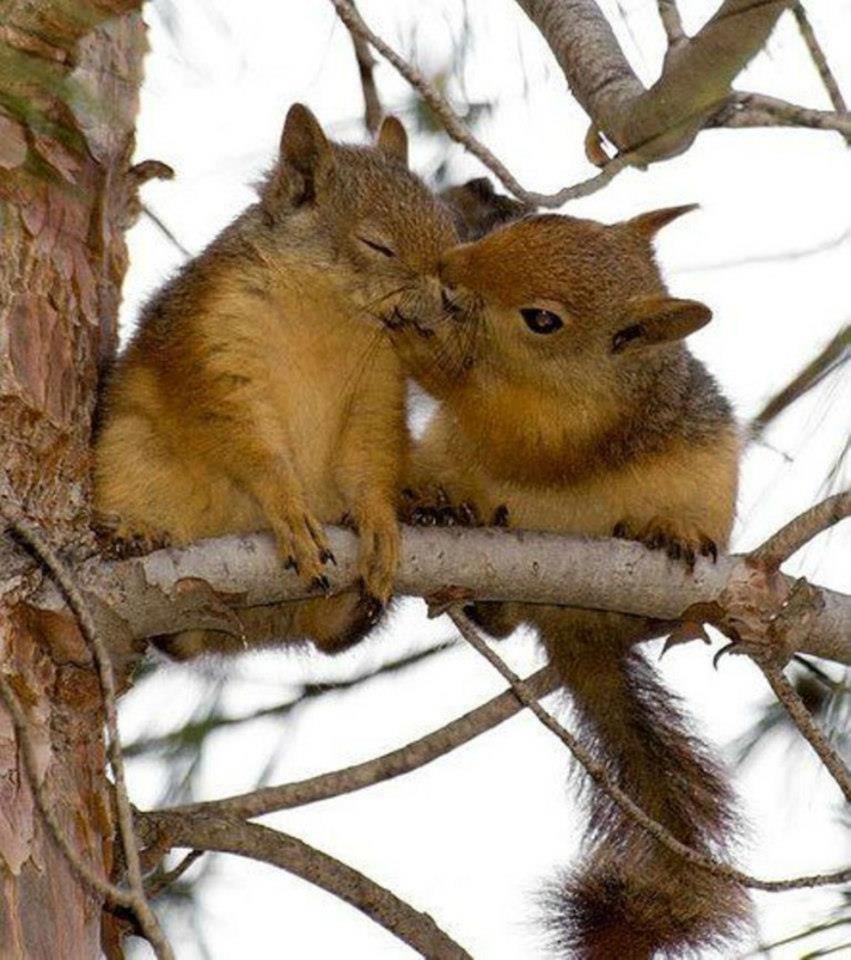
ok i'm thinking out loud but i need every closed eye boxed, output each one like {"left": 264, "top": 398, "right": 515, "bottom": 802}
{"left": 358, "top": 235, "right": 396, "bottom": 257}
{"left": 520, "top": 307, "right": 564, "bottom": 334}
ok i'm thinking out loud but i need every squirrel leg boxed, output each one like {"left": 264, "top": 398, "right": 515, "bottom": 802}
{"left": 222, "top": 446, "right": 335, "bottom": 591}
{"left": 348, "top": 498, "right": 399, "bottom": 608}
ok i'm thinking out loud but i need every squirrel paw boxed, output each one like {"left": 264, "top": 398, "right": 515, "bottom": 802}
{"left": 272, "top": 510, "right": 335, "bottom": 591}
{"left": 613, "top": 516, "right": 717, "bottom": 572}
{"left": 353, "top": 508, "right": 400, "bottom": 606}
{"left": 399, "top": 486, "right": 493, "bottom": 528}
{"left": 93, "top": 517, "right": 172, "bottom": 559}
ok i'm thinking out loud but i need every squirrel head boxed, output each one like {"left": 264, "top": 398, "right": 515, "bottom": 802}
{"left": 257, "top": 103, "right": 457, "bottom": 327}
{"left": 395, "top": 206, "right": 710, "bottom": 396}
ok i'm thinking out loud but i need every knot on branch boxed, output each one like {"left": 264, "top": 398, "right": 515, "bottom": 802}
{"left": 712, "top": 561, "right": 823, "bottom": 667}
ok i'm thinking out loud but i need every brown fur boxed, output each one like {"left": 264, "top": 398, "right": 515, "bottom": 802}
{"left": 393, "top": 210, "right": 751, "bottom": 957}
{"left": 440, "top": 176, "right": 533, "bottom": 241}
{"left": 94, "top": 105, "right": 456, "bottom": 658}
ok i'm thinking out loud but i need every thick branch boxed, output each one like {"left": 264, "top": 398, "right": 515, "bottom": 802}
{"left": 512, "top": 0, "right": 643, "bottom": 142}
{"left": 515, "top": 0, "right": 793, "bottom": 159}
{"left": 35, "top": 522, "right": 851, "bottom": 665}
{"left": 141, "top": 812, "right": 472, "bottom": 959}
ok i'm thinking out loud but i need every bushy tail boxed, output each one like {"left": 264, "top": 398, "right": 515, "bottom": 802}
{"left": 541, "top": 628, "right": 752, "bottom": 959}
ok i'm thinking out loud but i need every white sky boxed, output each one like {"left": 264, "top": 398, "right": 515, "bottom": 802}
{"left": 119, "top": 2, "right": 851, "bottom": 957}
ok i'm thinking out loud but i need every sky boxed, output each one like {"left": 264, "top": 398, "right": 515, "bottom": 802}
{"left": 117, "top": 2, "right": 851, "bottom": 957}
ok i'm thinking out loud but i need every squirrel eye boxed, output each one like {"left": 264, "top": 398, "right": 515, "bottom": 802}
{"left": 520, "top": 307, "right": 563, "bottom": 334}
{"left": 358, "top": 235, "right": 396, "bottom": 258}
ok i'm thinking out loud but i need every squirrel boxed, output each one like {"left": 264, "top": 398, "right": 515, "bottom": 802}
{"left": 93, "top": 104, "right": 457, "bottom": 659}
{"left": 439, "top": 176, "right": 533, "bottom": 241}
{"left": 391, "top": 208, "right": 750, "bottom": 958}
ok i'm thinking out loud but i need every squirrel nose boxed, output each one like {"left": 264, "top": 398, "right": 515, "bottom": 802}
{"left": 441, "top": 285, "right": 466, "bottom": 319}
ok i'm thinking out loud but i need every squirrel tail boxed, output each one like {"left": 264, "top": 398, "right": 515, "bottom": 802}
{"left": 540, "top": 627, "right": 752, "bottom": 959}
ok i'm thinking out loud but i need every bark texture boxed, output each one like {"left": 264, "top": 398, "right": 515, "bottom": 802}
{"left": 0, "top": 2, "right": 145, "bottom": 956}
{"left": 515, "top": 0, "right": 793, "bottom": 160}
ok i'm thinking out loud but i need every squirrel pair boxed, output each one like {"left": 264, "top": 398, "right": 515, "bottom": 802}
{"left": 95, "top": 107, "right": 748, "bottom": 957}
{"left": 391, "top": 208, "right": 748, "bottom": 958}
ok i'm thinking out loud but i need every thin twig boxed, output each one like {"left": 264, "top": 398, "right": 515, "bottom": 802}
{"left": 752, "top": 322, "right": 850, "bottom": 436}
{"left": 750, "top": 491, "right": 851, "bottom": 569}
{"left": 142, "top": 204, "right": 190, "bottom": 259}
{"left": 0, "top": 672, "right": 134, "bottom": 908}
{"left": 143, "top": 811, "right": 473, "bottom": 959}
{"left": 791, "top": 2, "right": 850, "bottom": 143}
{"left": 657, "top": 0, "right": 686, "bottom": 46}
{"left": 145, "top": 849, "right": 204, "bottom": 899}
{"left": 170, "top": 664, "right": 560, "bottom": 819}
{"left": 0, "top": 501, "right": 174, "bottom": 960}
{"left": 328, "top": 0, "right": 635, "bottom": 206}
{"left": 713, "top": 92, "right": 851, "bottom": 137}
{"left": 759, "top": 662, "right": 851, "bottom": 803}
{"left": 447, "top": 606, "right": 851, "bottom": 892}
{"left": 343, "top": 0, "right": 383, "bottom": 134}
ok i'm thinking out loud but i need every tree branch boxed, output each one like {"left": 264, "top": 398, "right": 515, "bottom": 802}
{"left": 140, "top": 811, "right": 473, "bottom": 959}
{"left": 752, "top": 322, "right": 850, "bottom": 435}
{"left": 446, "top": 607, "right": 851, "bottom": 893}
{"left": 791, "top": 2, "right": 850, "bottom": 142}
{"left": 657, "top": 0, "right": 686, "bottom": 46}
{"left": 328, "top": 0, "right": 638, "bottom": 206}
{"left": 516, "top": 0, "right": 794, "bottom": 161}
{"left": 32, "top": 503, "right": 850, "bottom": 665}
{"left": 169, "top": 665, "right": 559, "bottom": 819}
{"left": 340, "top": 0, "right": 383, "bottom": 134}
{"left": 751, "top": 491, "right": 851, "bottom": 570}
{"left": 759, "top": 662, "right": 851, "bottom": 803}
{"left": 711, "top": 91, "right": 851, "bottom": 136}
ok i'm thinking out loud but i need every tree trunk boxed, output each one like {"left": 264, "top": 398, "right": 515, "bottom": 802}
{"left": 0, "top": 3, "right": 145, "bottom": 956}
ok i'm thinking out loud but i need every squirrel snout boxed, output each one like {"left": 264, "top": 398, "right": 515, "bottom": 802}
{"left": 441, "top": 286, "right": 464, "bottom": 318}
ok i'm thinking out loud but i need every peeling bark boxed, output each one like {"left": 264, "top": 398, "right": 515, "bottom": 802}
{"left": 0, "top": 2, "right": 145, "bottom": 956}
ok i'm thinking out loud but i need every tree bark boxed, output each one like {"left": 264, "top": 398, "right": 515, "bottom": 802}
{"left": 0, "top": 2, "right": 145, "bottom": 957}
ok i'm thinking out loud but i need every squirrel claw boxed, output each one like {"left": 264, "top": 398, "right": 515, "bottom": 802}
{"left": 310, "top": 574, "right": 332, "bottom": 595}
{"left": 712, "top": 641, "right": 737, "bottom": 669}
{"left": 357, "top": 586, "right": 384, "bottom": 627}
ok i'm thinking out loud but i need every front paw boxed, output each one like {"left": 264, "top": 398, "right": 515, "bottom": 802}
{"left": 353, "top": 507, "right": 399, "bottom": 608}
{"left": 399, "top": 486, "right": 482, "bottom": 527}
{"left": 270, "top": 509, "right": 335, "bottom": 592}
{"left": 613, "top": 516, "right": 717, "bottom": 572}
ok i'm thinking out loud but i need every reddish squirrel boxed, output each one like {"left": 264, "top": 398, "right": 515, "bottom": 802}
{"left": 94, "top": 105, "right": 456, "bottom": 658}
{"left": 392, "top": 208, "right": 750, "bottom": 959}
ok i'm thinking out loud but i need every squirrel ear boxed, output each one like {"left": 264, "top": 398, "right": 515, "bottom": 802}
{"left": 626, "top": 204, "right": 699, "bottom": 238}
{"left": 376, "top": 116, "right": 409, "bottom": 167}
{"left": 612, "top": 296, "right": 712, "bottom": 353}
{"left": 274, "top": 103, "right": 334, "bottom": 207}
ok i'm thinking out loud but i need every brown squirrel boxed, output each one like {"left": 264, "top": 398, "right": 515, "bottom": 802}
{"left": 94, "top": 104, "right": 456, "bottom": 659}
{"left": 391, "top": 208, "right": 750, "bottom": 958}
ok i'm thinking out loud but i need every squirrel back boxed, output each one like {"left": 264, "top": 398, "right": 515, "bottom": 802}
{"left": 394, "top": 208, "right": 750, "bottom": 957}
